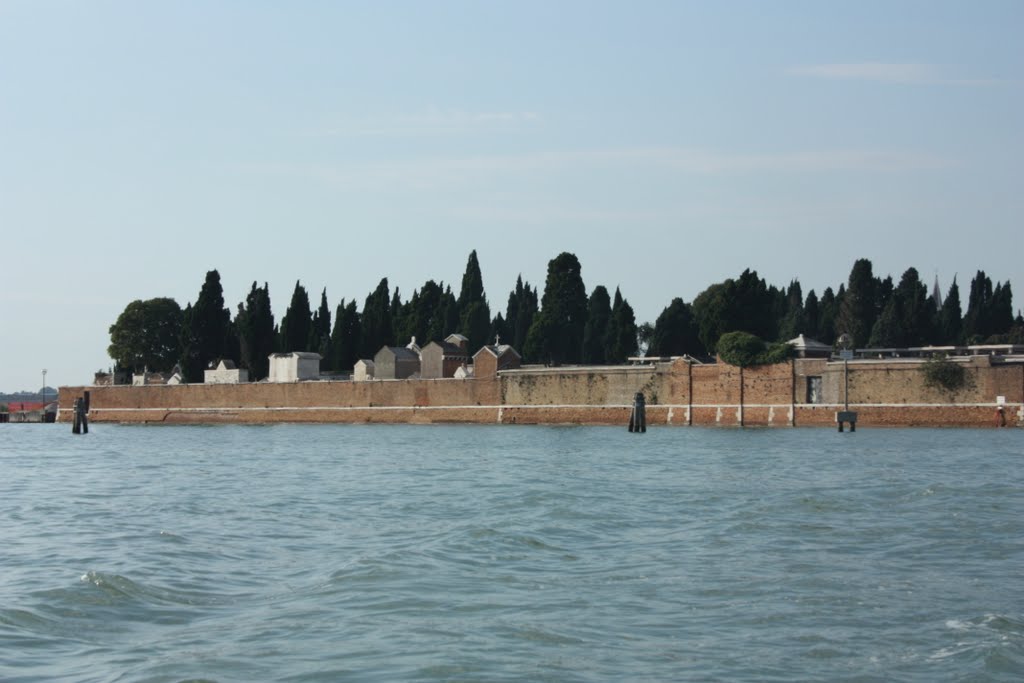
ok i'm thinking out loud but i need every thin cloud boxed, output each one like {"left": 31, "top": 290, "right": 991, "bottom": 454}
{"left": 314, "top": 109, "right": 542, "bottom": 137}
{"left": 237, "top": 146, "right": 952, "bottom": 190}
{"left": 789, "top": 62, "right": 1010, "bottom": 86}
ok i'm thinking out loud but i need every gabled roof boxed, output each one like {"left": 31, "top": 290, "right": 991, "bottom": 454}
{"left": 445, "top": 333, "right": 468, "bottom": 343}
{"left": 216, "top": 359, "right": 237, "bottom": 370}
{"left": 786, "top": 334, "right": 831, "bottom": 352}
{"left": 473, "top": 344, "right": 521, "bottom": 360}
{"left": 270, "top": 352, "right": 323, "bottom": 360}
{"left": 379, "top": 346, "right": 420, "bottom": 361}
{"left": 423, "top": 340, "right": 468, "bottom": 356}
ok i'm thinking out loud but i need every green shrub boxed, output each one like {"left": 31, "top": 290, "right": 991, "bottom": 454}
{"left": 717, "top": 331, "right": 794, "bottom": 367}
{"left": 922, "top": 354, "right": 972, "bottom": 394}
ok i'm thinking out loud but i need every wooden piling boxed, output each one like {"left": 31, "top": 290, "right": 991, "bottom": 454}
{"left": 628, "top": 392, "right": 647, "bottom": 433}
{"left": 71, "top": 397, "right": 89, "bottom": 435}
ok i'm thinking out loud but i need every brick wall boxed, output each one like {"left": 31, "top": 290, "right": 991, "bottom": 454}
{"left": 59, "top": 356, "right": 1024, "bottom": 427}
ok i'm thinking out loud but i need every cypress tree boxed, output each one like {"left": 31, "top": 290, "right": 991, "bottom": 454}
{"left": 991, "top": 282, "right": 1014, "bottom": 337}
{"left": 236, "top": 281, "right": 276, "bottom": 380}
{"left": 359, "top": 278, "right": 393, "bottom": 358}
{"left": 777, "top": 280, "right": 806, "bottom": 341}
{"left": 309, "top": 288, "right": 332, "bottom": 360}
{"left": 329, "top": 299, "right": 362, "bottom": 371}
{"left": 457, "top": 250, "right": 491, "bottom": 352}
{"left": 649, "top": 297, "right": 702, "bottom": 357}
{"left": 524, "top": 252, "right": 587, "bottom": 365}
{"left": 963, "top": 271, "right": 994, "bottom": 342}
{"left": 606, "top": 287, "right": 638, "bottom": 363}
{"left": 937, "top": 277, "right": 963, "bottom": 345}
{"left": 836, "top": 258, "right": 880, "bottom": 348}
{"left": 804, "top": 290, "right": 820, "bottom": 341}
{"left": 279, "top": 281, "right": 312, "bottom": 353}
{"left": 582, "top": 286, "right": 612, "bottom": 364}
{"left": 180, "top": 270, "right": 233, "bottom": 381}
{"left": 817, "top": 287, "right": 837, "bottom": 345}
{"left": 504, "top": 275, "right": 538, "bottom": 355}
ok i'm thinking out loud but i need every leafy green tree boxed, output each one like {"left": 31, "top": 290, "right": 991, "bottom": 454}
{"left": 235, "top": 282, "right": 276, "bottom": 380}
{"left": 691, "top": 269, "right": 775, "bottom": 353}
{"left": 390, "top": 287, "right": 410, "bottom": 344}
{"left": 108, "top": 298, "right": 183, "bottom": 373}
{"left": 582, "top": 286, "right": 612, "bottom": 364}
{"left": 717, "top": 331, "right": 792, "bottom": 367}
{"left": 606, "top": 287, "right": 638, "bottom": 363}
{"left": 648, "top": 297, "right": 703, "bottom": 356}
{"left": 359, "top": 278, "right": 393, "bottom": 357}
{"left": 457, "top": 250, "right": 491, "bottom": 352}
{"left": 180, "top": 270, "right": 234, "bottom": 381}
{"left": 524, "top": 252, "right": 588, "bottom": 364}
{"left": 329, "top": 299, "right": 362, "bottom": 371}
{"left": 279, "top": 281, "right": 312, "bottom": 353}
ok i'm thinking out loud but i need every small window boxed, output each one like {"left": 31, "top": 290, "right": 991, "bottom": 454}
{"left": 806, "top": 376, "right": 823, "bottom": 404}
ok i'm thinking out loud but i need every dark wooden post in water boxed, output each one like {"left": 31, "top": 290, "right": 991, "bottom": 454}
{"left": 628, "top": 392, "right": 647, "bottom": 433}
{"left": 71, "top": 397, "right": 89, "bottom": 435}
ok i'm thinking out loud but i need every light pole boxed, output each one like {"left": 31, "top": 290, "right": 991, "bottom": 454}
{"left": 836, "top": 334, "right": 858, "bottom": 431}
{"left": 837, "top": 335, "right": 851, "bottom": 409}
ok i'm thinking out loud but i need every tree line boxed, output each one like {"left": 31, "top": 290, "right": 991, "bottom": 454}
{"left": 108, "top": 253, "right": 1022, "bottom": 381}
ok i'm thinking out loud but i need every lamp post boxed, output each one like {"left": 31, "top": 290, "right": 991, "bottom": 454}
{"left": 837, "top": 335, "right": 851, "bottom": 410}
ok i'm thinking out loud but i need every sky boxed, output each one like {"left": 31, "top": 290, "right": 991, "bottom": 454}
{"left": 1, "top": 0, "right": 1021, "bottom": 391}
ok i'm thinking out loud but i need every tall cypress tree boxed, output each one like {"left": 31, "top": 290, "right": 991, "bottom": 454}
{"left": 524, "top": 252, "right": 588, "bottom": 365}
{"left": 817, "top": 287, "right": 837, "bottom": 345}
{"left": 991, "top": 282, "right": 1014, "bottom": 337}
{"left": 504, "top": 275, "right": 538, "bottom": 355}
{"left": 310, "top": 288, "right": 331, "bottom": 355}
{"left": 836, "top": 258, "right": 880, "bottom": 348}
{"left": 963, "top": 271, "right": 994, "bottom": 342}
{"left": 279, "top": 281, "right": 312, "bottom": 353}
{"left": 582, "top": 286, "right": 612, "bottom": 364}
{"left": 236, "top": 281, "right": 276, "bottom": 380}
{"left": 649, "top": 298, "right": 702, "bottom": 357}
{"left": 457, "top": 250, "right": 491, "bottom": 352}
{"left": 180, "top": 269, "right": 233, "bottom": 381}
{"left": 329, "top": 299, "right": 362, "bottom": 371}
{"left": 359, "top": 278, "right": 393, "bottom": 358}
{"left": 777, "top": 280, "right": 806, "bottom": 341}
{"left": 606, "top": 287, "right": 638, "bottom": 363}
{"left": 937, "top": 277, "right": 963, "bottom": 345}
{"left": 804, "top": 290, "right": 820, "bottom": 340}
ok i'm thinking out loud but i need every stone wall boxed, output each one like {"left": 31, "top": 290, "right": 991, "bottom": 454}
{"left": 58, "top": 357, "right": 1024, "bottom": 427}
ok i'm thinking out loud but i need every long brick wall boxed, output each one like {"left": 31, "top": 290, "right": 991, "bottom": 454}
{"left": 58, "top": 357, "right": 1024, "bottom": 428}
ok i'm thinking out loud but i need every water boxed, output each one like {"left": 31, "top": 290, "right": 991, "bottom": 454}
{"left": 1, "top": 424, "right": 1022, "bottom": 682}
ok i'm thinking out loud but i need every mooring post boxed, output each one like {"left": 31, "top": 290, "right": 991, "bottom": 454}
{"left": 629, "top": 392, "right": 647, "bottom": 433}
{"left": 71, "top": 396, "right": 88, "bottom": 435}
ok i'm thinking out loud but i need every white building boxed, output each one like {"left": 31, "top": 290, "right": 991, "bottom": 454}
{"left": 353, "top": 359, "right": 375, "bottom": 381}
{"left": 268, "top": 352, "right": 322, "bottom": 382}
{"left": 204, "top": 359, "right": 249, "bottom": 384}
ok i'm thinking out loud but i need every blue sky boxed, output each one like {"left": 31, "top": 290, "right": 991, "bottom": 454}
{"left": 1, "top": 1, "right": 1021, "bottom": 390}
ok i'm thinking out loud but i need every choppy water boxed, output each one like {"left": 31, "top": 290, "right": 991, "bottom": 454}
{"left": 1, "top": 424, "right": 1022, "bottom": 682}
